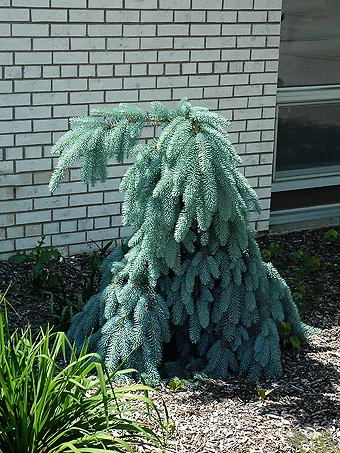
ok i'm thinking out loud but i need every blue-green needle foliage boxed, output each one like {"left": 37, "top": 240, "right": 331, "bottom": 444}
{"left": 50, "top": 99, "right": 307, "bottom": 384}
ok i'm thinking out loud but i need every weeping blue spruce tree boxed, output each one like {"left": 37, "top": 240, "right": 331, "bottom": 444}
{"left": 49, "top": 98, "right": 307, "bottom": 384}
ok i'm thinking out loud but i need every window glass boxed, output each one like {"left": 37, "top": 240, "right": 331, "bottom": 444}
{"left": 276, "top": 103, "right": 340, "bottom": 173}
{"left": 278, "top": 0, "right": 340, "bottom": 87}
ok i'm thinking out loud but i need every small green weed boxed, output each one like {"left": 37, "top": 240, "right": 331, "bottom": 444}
{"left": 289, "top": 429, "right": 340, "bottom": 453}
{"left": 9, "top": 236, "right": 62, "bottom": 296}
{"left": 322, "top": 228, "right": 340, "bottom": 245}
{"left": 257, "top": 387, "right": 274, "bottom": 401}
{"left": 278, "top": 321, "right": 301, "bottom": 350}
{"left": 168, "top": 377, "right": 186, "bottom": 392}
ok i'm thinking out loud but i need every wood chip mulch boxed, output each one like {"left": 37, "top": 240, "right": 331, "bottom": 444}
{"left": 1, "top": 226, "right": 339, "bottom": 453}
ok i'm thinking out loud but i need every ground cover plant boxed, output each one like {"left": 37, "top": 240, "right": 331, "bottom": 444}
{"left": 47, "top": 98, "right": 309, "bottom": 384}
{"left": 0, "top": 286, "right": 170, "bottom": 453}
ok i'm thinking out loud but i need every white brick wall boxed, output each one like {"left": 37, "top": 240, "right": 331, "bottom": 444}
{"left": 0, "top": 0, "right": 282, "bottom": 259}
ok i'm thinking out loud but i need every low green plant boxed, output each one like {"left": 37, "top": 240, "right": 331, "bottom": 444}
{"left": 261, "top": 242, "right": 287, "bottom": 267}
{"left": 168, "top": 377, "right": 185, "bottom": 393}
{"left": 0, "top": 287, "right": 171, "bottom": 453}
{"left": 278, "top": 321, "right": 301, "bottom": 350}
{"left": 322, "top": 228, "right": 340, "bottom": 245}
{"left": 9, "top": 236, "right": 63, "bottom": 297}
{"left": 257, "top": 387, "right": 274, "bottom": 401}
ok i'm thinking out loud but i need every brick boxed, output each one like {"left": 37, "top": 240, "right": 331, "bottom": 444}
{"left": 189, "top": 74, "right": 219, "bottom": 86}
{"left": 0, "top": 93, "right": 30, "bottom": 107}
{"left": 89, "top": 78, "right": 122, "bottom": 90}
{"left": 51, "top": 0, "right": 86, "bottom": 6}
{"left": 51, "top": 24, "right": 86, "bottom": 36}
{"left": 52, "top": 232, "right": 86, "bottom": 247}
{"left": 15, "top": 79, "right": 51, "bottom": 92}
{"left": 254, "top": 0, "right": 281, "bottom": 9}
{"left": 90, "top": 51, "right": 123, "bottom": 64}
{"left": 165, "top": 63, "right": 181, "bottom": 74}
{"left": 0, "top": 213, "right": 14, "bottom": 228}
{"left": 267, "top": 36, "right": 281, "bottom": 47}
{"left": 87, "top": 228, "right": 119, "bottom": 242}
{"left": 248, "top": 96, "right": 277, "bottom": 108}
{"left": 16, "top": 158, "right": 51, "bottom": 172}
{"left": 0, "top": 23, "right": 11, "bottom": 36}
{"left": 34, "top": 118, "right": 68, "bottom": 132}
{"left": 53, "top": 207, "right": 86, "bottom": 220}
{"left": 70, "top": 91, "right": 104, "bottom": 104}
{"left": 191, "top": 50, "right": 220, "bottom": 61}
{"left": 95, "top": 217, "right": 110, "bottom": 229}
{"left": 174, "top": 10, "right": 205, "bottom": 22}
{"left": 0, "top": 80, "right": 12, "bottom": 93}
{"left": 253, "top": 24, "right": 280, "bottom": 36}
{"left": 43, "top": 223, "right": 59, "bottom": 235}
{"left": 245, "top": 164, "right": 272, "bottom": 177}
{"left": 12, "top": 24, "right": 49, "bottom": 36}
{"left": 234, "top": 108, "right": 262, "bottom": 120}
{"left": 53, "top": 78, "right": 87, "bottom": 91}
{"left": 7, "top": 226, "right": 24, "bottom": 238}
{"left": 157, "top": 75, "right": 188, "bottom": 88}
{"left": 158, "top": 24, "right": 189, "bottom": 36}
{"left": 0, "top": 199, "right": 32, "bottom": 213}
{"left": 125, "top": 0, "right": 157, "bottom": 8}
{"left": 0, "top": 173, "right": 32, "bottom": 186}
{"left": 106, "top": 90, "right": 138, "bottom": 102}
{"left": 25, "top": 146, "right": 43, "bottom": 158}
{"left": 247, "top": 119, "right": 275, "bottom": 131}
{"left": 238, "top": 11, "right": 267, "bottom": 22}
{"left": 159, "top": 0, "right": 190, "bottom": 6}
{"left": 2, "top": 8, "right": 29, "bottom": 21}
{"left": 191, "top": 24, "right": 220, "bottom": 36}
{"left": 221, "top": 49, "right": 250, "bottom": 61}
{"left": 34, "top": 195, "right": 68, "bottom": 210}
{"left": 141, "top": 37, "right": 172, "bottom": 49}
{"left": 223, "top": 0, "right": 252, "bottom": 8}
{"left": 0, "top": 107, "right": 12, "bottom": 120}
{"left": 234, "top": 85, "right": 263, "bottom": 96}
{"left": 78, "top": 219, "right": 94, "bottom": 230}
{"left": 173, "top": 87, "right": 203, "bottom": 99}
{"left": 69, "top": 10, "right": 104, "bottom": 22}
{"left": 33, "top": 92, "right": 68, "bottom": 105}
{"left": 23, "top": 66, "right": 42, "bottom": 78}
{"left": 88, "top": 24, "right": 122, "bottom": 36}
{"left": 206, "top": 37, "right": 236, "bottom": 48}
{"left": 237, "top": 36, "right": 266, "bottom": 48}
{"left": 174, "top": 37, "right": 204, "bottom": 49}
{"left": 70, "top": 192, "right": 103, "bottom": 206}
{"left": 244, "top": 61, "right": 265, "bottom": 72}
{"left": 251, "top": 48, "right": 279, "bottom": 60}
{"left": 268, "top": 11, "right": 282, "bottom": 22}
{"left": 88, "top": 203, "right": 120, "bottom": 217}
{"left": 222, "top": 24, "right": 251, "bottom": 35}
{"left": 124, "top": 76, "right": 156, "bottom": 89}
{"left": 131, "top": 64, "right": 147, "bottom": 75}
{"left": 195, "top": 62, "right": 212, "bottom": 74}
{"left": 141, "top": 10, "right": 173, "bottom": 22}
{"left": 250, "top": 73, "right": 277, "bottom": 84}
{"left": 0, "top": 240, "right": 15, "bottom": 254}
{"left": 34, "top": 38, "right": 69, "bottom": 51}
{"left": 25, "top": 224, "right": 43, "bottom": 237}
{"left": 32, "top": 9, "right": 67, "bottom": 22}
{"left": 207, "top": 11, "right": 237, "bottom": 22}
{"left": 5, "top": 66, "right": 22, "bottom": 78}
{"left": 61, "top": 220, "right": 78, "bottom": 233}
{"left": 54, "top": 104, "right": 88, "bottom": 118}
{"left": 0, "top": 120, "right": 31, "bottom": 134}
{"left": 61, "top": 65, "right": 78, "bottom": 77}
{"left": 123, "top": 24, "right": 155, "bottom": 36}
{"left": 106, "top": 10, "right": 140, "bottom": 22}
{"left": 89, "top": 0, "right": 122, "bottom": 6}
{"left": 229, "top": 62, "right": 244, "bottom": 73}
{"left": 12, "top": 0, "right": 48, "bottom": 5}
{"left": 0, "top": 135, "right": 14, "bottom": 147}
{"left": 16, "top": 52, "right": 52, "bottom": 65}
{"left": 125, "top": 50, "right": 157, "bottom": 63}
{"left": 192, "top": 0, "right": 222, "bottom": 7}
{"left": 107, "top": 37, "right": 139, "bottom": 50}
{"left": 0, "top": 38, "right": 31, "bottom": 51}
{"left": 71, "top": 38, "right": 105, "bottom": 50}
{"left": 79, "top": 65, "right": 96, "bottom": 77}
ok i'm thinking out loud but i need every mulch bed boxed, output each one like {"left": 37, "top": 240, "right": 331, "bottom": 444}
{"left": 1, "top": 226, "right": 339, "bottom": 453}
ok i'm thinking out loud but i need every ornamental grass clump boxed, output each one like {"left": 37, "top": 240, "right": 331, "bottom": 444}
{"left": 0, "top": 287, "right": 170, "bottom": 453}
{"left": 49, "top": 98, "right": 308, "bottom": 384}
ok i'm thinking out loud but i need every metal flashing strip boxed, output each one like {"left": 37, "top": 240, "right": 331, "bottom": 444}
{"left": 277, "top": 85, "right": 340, "bottom": 104}
{"left": 269, "top": 203, "right": 340, "bottom": 229}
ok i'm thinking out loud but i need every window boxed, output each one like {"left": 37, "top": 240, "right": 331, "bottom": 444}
{"left": 274, "top": 0, "right": 340, "bottom": 193}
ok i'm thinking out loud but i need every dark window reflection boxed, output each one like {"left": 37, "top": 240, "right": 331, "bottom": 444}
{"left": 276, "top": 103, "right": 340, "bottom": 173}
{"left": 279, "top": 0, "right": 340, "bottom": 87}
